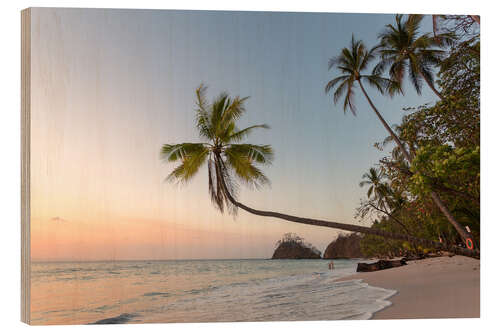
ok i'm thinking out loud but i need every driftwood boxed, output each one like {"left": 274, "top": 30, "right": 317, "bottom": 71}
{"left": 356, "top": 259, "right": 407, "bottom": 272}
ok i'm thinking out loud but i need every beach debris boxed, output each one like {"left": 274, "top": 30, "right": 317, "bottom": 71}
{"left": 356, "top": 259, "right": 407, "bottom": 272}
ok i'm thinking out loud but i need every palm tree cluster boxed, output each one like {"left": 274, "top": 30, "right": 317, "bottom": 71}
{"left": 161, "top": 14, "right": 480, "bottom": 258}
{"left": 325, "top": 14, "right": 478, "bottom": 252}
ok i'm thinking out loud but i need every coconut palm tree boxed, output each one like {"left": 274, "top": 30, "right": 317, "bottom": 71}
{"left": 376, "top": 14, "right": 455, "bottom": 99}
{"left": 359, "top": 168, "right": 410, "bottom": 235}
{"left": 325, "top": 37, "right": 409, "bottom": 159}
{"left": 325, "top": 36, "right": 475, "bottom": 250}
{"left": 161, "top": 84, "right": 478, "bottom": 258}
{"left": 359, "top": 167, "right": 390, "bottom": 210}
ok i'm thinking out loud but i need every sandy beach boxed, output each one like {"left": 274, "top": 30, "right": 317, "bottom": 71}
{"left": 339, "top": 255, "right": 480, "bottom": 319}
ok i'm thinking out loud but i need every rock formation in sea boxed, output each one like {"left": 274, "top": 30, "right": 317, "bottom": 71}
{"left": 323, "top": 233, "right": 363, "bottom": 259}
{"left": 271, "top": 233, "right": 322, "bottom": 259}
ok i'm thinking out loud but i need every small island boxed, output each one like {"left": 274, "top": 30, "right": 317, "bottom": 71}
{"left": 323, "top": 233, "right": 363, "bottom": 259}
{"left": 271, "top": 233, "right": 322, "bottom": 259}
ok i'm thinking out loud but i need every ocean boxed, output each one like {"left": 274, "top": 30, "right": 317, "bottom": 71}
{"left": 30, "top": 259, "right": 396, "bottom": 325}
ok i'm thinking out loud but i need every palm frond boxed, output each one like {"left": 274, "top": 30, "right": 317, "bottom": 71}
{"left": 325, "top": 75, "right": 348, "bottom": 94}
{"left": 208, "top": 157, "right": 225, "bottom": 212}
{"left": 367, "top": 186, "right": 374, "bottom": 198}
{"left": 406, "top": 14, "right": 424, "bottom": 36}
{"left": 195, "top": 84, "right": 213, "bottom": 140}
{"left": 165, "top": 146, "right": 209, "bottom": 183}
{"left": 343, "top": 79, "right": 356, "bottom": 115}
{"left": 220, "top": 95, "right": 250, "bottom": 127}
{"left": 408, "top": 54, "right": 423, "bottom": 94}
{"left": 228, "top": 124, "right": 270, "bottom": 143}
{"left": 160, "top": 143, "right": 207, "bottom": 162}
{"left": 359, "top": 45, "right": 379, "bottom": 71}
{"left": 331, "top": 78, "right": 350, "bottom": 104}
{"left": 362, "top": 75, "right": 387, "bottom": 95}
{"left": 211, "top": 92, "right": 230, "bottom": 136}
{"left": 224, "top": 149, "right": 270, "bottom": 188}
{"left": 388, "top": 58, "right": 406, "bottom": 84}
{"left": 215, "top": 156, "right": 239, "bottom": 215}
{"left": 225, "top": 144, "right": 274, "bottom": 165}
{"left": 419, "top": 64, "right": 437, "bottom": 91}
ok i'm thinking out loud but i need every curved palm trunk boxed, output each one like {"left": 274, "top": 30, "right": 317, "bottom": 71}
{"left": 420, "top": 73, "right": 444, "bottom": 100}
{"left": 358, "top": 80, "right": 475, "bottom": 249}
{"left": 213, "top": 153, "right": 479, "bottom": 259}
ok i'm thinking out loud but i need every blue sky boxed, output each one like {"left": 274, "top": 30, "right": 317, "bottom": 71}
{"left": 30, "top": 8, "right": 438, "bottom": 260}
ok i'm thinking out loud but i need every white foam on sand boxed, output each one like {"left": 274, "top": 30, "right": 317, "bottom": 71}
{"left": 141, "top": 273, "right": 400, "bottom": 323}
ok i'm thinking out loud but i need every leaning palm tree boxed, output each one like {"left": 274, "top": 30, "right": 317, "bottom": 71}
{"left": 376, "top": 14, "right": 453, "bottom": 99}
{"left": 325, "top": 37, "right": 475, "bottom": 251}
{"left": 161, "top": 83, "right": 478, "bottom": 258}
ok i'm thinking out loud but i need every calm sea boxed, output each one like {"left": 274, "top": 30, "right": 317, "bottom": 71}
{"left": 30, "top": 259, "right": 395, "bottom": 325}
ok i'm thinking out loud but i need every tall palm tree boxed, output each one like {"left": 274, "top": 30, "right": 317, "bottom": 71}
{"left": 376, "top": 14, "right": 452, "bottom": 99}
{"left": 325, "top": 37, "right": 475, "bottom": 250}
{"left": 161, "top": 84, "right": 478, "bottom": 258}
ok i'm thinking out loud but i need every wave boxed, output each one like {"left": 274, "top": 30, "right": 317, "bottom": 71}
{"left": 89, "top": 313, "right": 139, "bottom": 324}
{"left": 138, "top": 272, "right": 397, "bottom": 322}
{"left": 143, "top": 292, "right": 170, "bottom": 297}
{"left": 31, "top": 259, "right": 396, "bottom": 324}
{"left": 334, "top": 279, "right": 397, "bottom": 320}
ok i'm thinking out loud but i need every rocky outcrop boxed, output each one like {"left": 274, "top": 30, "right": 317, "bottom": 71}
{"left": 272, "top": 233, "right": 322, "bottom": 259}
{"left": 272, "top": 241, "right": 322, "bottom": 259}
{"left": 323, "top": 233, "right": 363, "bottom": 259}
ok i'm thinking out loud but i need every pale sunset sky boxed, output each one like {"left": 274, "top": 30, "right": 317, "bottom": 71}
{"left": 30, "top": 8, "right": 436, "bottom": 261}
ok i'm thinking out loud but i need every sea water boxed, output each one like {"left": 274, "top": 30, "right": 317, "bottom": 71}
{"left": 30, "top": 259, "right": 396, "bottom": 325}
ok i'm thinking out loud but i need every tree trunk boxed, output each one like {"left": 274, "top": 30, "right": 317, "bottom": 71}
{"left": 358, "top": 80, "right": 412, "bottom": 162}
{"left": 420, "top": 72, "right": 444, "bottom": 100}
{"left": 358, "top": 80, "right": 475, "bottom": 248}
{"left": 432, "top": 15, "right": 440, "bottom": 39}
{"left": 367, "top": 202, "right": 410, "bottom": 234}
{"left": 213, "top": 153, "right": 479, "bottom": 259}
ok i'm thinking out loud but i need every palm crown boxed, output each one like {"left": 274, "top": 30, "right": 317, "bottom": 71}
{"left": 161, "top": 84, "right": 273, "bottom": 214}
{"left": 376, "top": 14, "right": 452, "bottom": 95}
{"left": 325, "top": 36, "right": 399, "bottom": 115}
{"left": 360, "top": 167, "right": 387, "bottom": 199}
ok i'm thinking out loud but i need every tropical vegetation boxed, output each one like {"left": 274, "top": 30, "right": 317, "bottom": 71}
{"left": 353, "top": 15, "right": 480, "bottom": 257}
{"left": 161, "top": 14, "right": 480, "bottom": 259}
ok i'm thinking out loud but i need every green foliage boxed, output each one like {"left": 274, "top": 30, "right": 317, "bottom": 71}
{"left": 161, "top": 84, "right": 273, "bottom": 214}
{"left": 325, "top": 36, "right": 399, "bottom": 115}
{"left": 275, "top": 233, "right": 304, "bottom": 248}
{"left": 377, "top": 14, "right": 453, "bottom": 95}
{"left": 357, "top": 15, "right": 480, "bottom": 257}
{"left": 409, "top": 145, "right": 479, "bottom": 197}
{"left": 394, "top": 35, "right": 479, "bottom": 149}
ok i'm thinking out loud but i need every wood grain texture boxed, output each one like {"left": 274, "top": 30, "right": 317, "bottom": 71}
{"left": 21, "top": 7, "right": 31, "bottom": 325}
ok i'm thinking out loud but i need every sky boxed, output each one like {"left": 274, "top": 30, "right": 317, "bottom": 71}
{"left": 30, "top": 8, "right": 437, "bottom": 261}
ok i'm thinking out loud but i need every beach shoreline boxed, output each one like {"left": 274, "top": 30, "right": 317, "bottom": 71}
{"left": 338, "top": 255, "right": 480, "bottom": 319}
